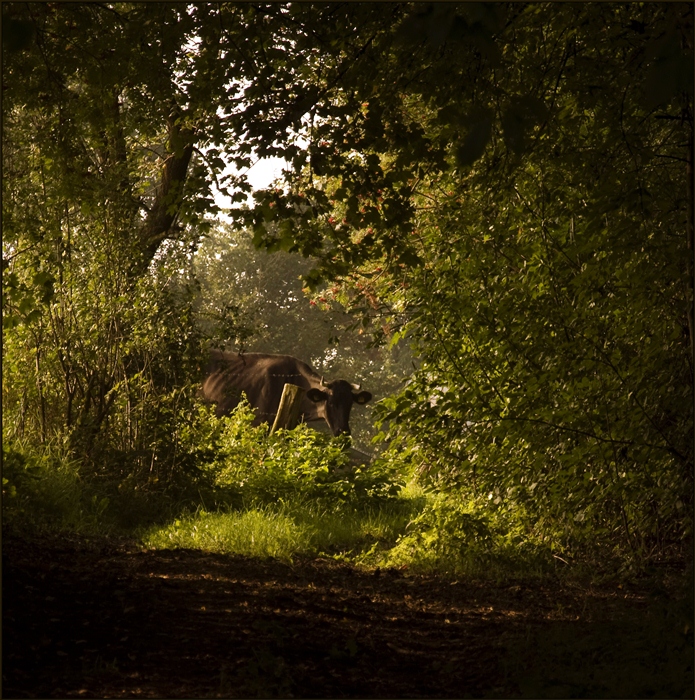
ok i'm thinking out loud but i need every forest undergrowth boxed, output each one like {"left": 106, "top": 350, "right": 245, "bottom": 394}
{"left": 4, "top": 402, "right": 693, "bottom": 699}
{"left": 3, "top": 428, "right": 693, "bottom": 700}
{"left": 3, "top": 403, "right": 690, "bottom": 587}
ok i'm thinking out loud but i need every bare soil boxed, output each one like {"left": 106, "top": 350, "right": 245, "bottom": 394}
{"left": 3, "top": 532, "right": 692, "bottom": 698}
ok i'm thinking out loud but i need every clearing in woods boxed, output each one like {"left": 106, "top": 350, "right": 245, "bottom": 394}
{"left": 2, "top": 533, "right": 691, "bottom": 698}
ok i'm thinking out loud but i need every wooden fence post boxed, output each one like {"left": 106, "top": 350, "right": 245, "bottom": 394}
{"left": 270, "top": 383, "right": 305, "bottom": 434}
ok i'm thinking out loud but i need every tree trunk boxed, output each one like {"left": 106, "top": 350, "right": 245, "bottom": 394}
{"left": 138, "top": 106, "right": 195, "bottom": 270}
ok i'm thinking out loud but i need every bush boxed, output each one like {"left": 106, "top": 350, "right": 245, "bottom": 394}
{"left": 2, "top": 441, "right": 110, "bottom": 535}
{"left": 385, "top": 491, "right": 554, "bottom": 578}
{"left": 198, "top": 400, "right": 404, "bottom": 507}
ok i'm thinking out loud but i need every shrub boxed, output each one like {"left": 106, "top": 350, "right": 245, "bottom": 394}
{"left": 199, "top": 400, "right": 404, "bottom": 507}
{"left": 2, "top": 441, "right": 110, "bottom": 534}
{"left": 386, "top": 491, "right": 554, "bottom": 578}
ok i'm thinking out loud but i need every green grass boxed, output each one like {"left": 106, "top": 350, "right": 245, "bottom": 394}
{"left": 3, "top": 438, "right": 423, "bottom": 564}
{"left": 137, "top": 480, "right": 555, "bottom": 581}
{"left": 141, "top": 507, "right": 315, "bottom": 559}
{"left": 8, "top": 443, "right": 671, "bottom": 585}
{"left": 381, "top": 538, "right": 556, "bottom": 581}
{"left": 139, "top": 486, "right": 426, "bottom": 564}
{"left": 3, "top": 454, "right": 555, "bottom": 579}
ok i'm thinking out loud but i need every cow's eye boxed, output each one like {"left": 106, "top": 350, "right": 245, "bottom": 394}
{"left": 307, "top": 388, "right": 328, "bottom": 403}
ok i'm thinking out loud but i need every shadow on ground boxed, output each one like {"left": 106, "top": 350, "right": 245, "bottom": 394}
{"left": 3, "top": 533, "right": 692, "bottom": 698}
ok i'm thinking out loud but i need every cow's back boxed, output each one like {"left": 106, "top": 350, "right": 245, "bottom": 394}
{"left": 202, "top": 351, "right": 320, "bottom": 422}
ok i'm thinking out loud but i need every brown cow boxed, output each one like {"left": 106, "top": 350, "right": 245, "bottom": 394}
{"left": 202, "top": 350, "right": 372, "bottom": 436}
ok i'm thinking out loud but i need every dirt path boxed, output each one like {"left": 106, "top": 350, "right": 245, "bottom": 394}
{"left": 3, "top": 533, "right": 691, "bottom": 698}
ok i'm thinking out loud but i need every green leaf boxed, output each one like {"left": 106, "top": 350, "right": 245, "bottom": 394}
{"left": 278, "top": 220, "right": 296, "bottom": 252}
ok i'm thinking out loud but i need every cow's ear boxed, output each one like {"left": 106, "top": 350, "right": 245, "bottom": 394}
{"left": 353, "top": 391, "right": 372, "bottom": 405}
{"left": 307, "top": 388, "right": 328, "bottom": 403}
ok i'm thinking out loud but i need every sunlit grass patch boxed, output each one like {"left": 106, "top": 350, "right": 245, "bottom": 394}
{"left": 139, "top": 484, "right": 429, "bottom": 564}
{"left": 139, "top": 503, "right": 411, "bottom": 563}
{"left": 141, "top": 507, "right": 316, "bottom": 560}
{"left": 381, "top": 490, "right": 557, "bottom": 580}
{"left": 382, "top": 542, "right": 554, "bottom": 581}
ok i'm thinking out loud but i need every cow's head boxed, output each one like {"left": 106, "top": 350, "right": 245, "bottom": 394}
{"left": 306, "top": 379, "right": 372, "bottom": 436}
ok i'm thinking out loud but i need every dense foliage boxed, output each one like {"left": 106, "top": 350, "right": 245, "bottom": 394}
{"left": 246, "top": 3, "right": 694, "bottom": 563}
{"left": 3, "top": 2, "right": 692, "bottom": 568}
{"left": 192, "top": 400, "right": 403, "bottom": 506}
